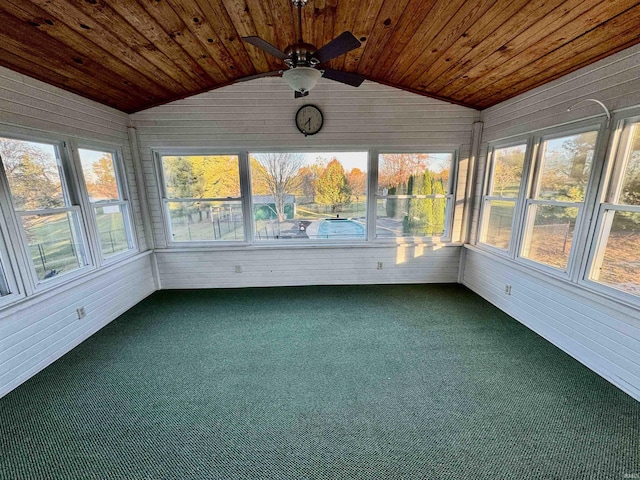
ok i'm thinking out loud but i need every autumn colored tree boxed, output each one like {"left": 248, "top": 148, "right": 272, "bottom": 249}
{"left": 378, "top": 153, "right": 431, "bottom": 190}
{"left": 316, "top": 158, "right": 351, "bottom": 213}
{"left": 85, "top": 156, "right": 118, "bottom": 201}
{"left": 346, "top": 167, "right": 367, "bottom": 211}
{"left": 251, "top": 153, "right": 304, "bottom": 221}
{"left": 492, "top": 147, "right": 524, "bottom": 196}
{"left": 163, "top": 155, "right": 240, "bottom": 222}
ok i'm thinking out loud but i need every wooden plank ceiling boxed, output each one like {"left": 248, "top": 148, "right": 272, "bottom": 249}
{"left": 2, "top": 0, "right": 640, "bottom": 113}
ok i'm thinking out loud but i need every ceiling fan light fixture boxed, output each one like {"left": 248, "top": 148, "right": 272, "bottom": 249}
{"left": 282, "top": 67, "right": 322, "bottom": 93}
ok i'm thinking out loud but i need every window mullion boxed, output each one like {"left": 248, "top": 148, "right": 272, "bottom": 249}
{"left": 239, "top": 151, "right": 253, "bottom": 244}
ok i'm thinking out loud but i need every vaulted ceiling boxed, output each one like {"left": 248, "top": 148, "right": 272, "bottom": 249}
{"left": 2, "top": 0, "right": 640, "bottom": 113}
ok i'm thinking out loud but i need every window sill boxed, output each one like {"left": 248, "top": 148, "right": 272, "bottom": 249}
{"left": 157, "top": 239, "right": 463, "bottom": 253}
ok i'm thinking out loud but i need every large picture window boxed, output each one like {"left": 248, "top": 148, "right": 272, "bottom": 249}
{"left": 589, "top": 119, "right": 640, "bottom": 297}
{"left": 479, "top": 144, "right": 527, "bottom": 250}
{"left": 376, "top": 153, "right": 454, "bottom": 238}
{"left": 520, "top": 130, "right": 598, "bottom": 271}
{"left": 78, "top": 148, "right": 135, "bottom": 259}
{"left": 250, "top": 152, "right": 367, "bottom": 240}
{"left": 0, "top": 137, "right": 88, "bottom": 282}
{"left": 160, "top": 155, "right": 244, "bottom": 242}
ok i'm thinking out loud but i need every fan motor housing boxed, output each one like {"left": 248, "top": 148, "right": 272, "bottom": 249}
{"left": 284, "top": 43, "right": 320, "bottom": 68}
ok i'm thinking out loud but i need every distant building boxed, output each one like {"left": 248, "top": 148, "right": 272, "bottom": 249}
{"left": 252, "top": 195, "right": 296, "bottom": 220}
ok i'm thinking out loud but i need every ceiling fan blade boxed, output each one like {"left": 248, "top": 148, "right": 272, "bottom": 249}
{"left": 322, "top": 68, "right": 365, "bottom": 88}
{"left": 294, "top": 90, "right": 310, "bottom": 99}
{"left": 313, "top": 32, "right": 361, "bottom": 64}
{"left": 242, "top": 36, "right": 288, "bottom": 60}
{"left": 236, "top": 70, "right": 283, "bottom": 83}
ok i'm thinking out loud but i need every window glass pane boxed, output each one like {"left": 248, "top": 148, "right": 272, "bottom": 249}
{"left": 250, "top": 152, "right": 367, "bottom": 241}
{"left": 376, "top": 198, "right": 447, "bottom": 237}
{"left": 167, "top": 201, "right": 244, "bottom": 242}
{"left": 481, "top": 199, "right": 516, "bottom": 249}
{"left": 523, "top": 205, "right": 577, "bottom": 270}
{"left": 94, "top": 204, "right": 130, "bottom": 257}
{"left": 78, "top": 149, "right": 120, "bottom": 201}
{"left": 378, "top": 153, "right": 452, "bottom": 195}
{"left": 489, "top": 145, "right": 525, "bottom": 197}
{"left": 162, "top": 155, "right": 240, "bottom": 199}
{"left": 21, "top": 211, "right": 86, "bottom": 281}
{"left": 537, "top": 131, "right": 597, "bottom": 202}
{"left": 1, "top": 137, "right": 65, "bottom": 210}
{"left": 593, "top": 211, "right": 640, "bottom": 295}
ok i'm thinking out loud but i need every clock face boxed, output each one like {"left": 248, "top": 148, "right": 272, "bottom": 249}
{"left": 295, "top": 104, "right": 323, "bottom": 136}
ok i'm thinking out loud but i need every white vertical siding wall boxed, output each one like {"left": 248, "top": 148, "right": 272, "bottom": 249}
{"left": 130, "top": 79, "right": 479, "bottom": 288}
{"left": 464, "top": 44, "right": 640, "bottom": 400}
{"left": 0, "top": 68, "right": 156, "bottom": 398}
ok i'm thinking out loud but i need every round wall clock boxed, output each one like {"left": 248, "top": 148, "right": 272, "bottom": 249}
{"left": 295, "top": 104, "right": 323, "bottom": 136}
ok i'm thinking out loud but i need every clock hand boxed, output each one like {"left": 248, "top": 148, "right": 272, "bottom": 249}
{"left": 304, "top": 117, "right": 311, "bottom": 129}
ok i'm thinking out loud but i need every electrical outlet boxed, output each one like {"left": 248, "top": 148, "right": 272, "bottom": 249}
{"left": 505, "top": 284, "right": 512, "bottom": 295}
{"left": 235, "top": 265, "right": 242, "bottom": 273}
{"left": 377, "top": 262, "right": 383, "bottom": 270}
{"left": 76, "top": 307, "right": 86, "bottom": 319}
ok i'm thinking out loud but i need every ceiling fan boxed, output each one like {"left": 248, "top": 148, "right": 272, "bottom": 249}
{"left": 241, "top": 0, "right": 365, "bottom": 97}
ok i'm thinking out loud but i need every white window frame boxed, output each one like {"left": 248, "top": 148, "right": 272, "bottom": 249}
{"left": 373, "top": 149, "right": 459, "bottom": 243}
{"left": 583, "top": 114, "right": 640, "bottom": 302}
{"left": 74, "top": 142, "right": 137, "bottom": 264}
{"left": 248, "top": 149, "right": 370, "bottom": 244}
{"left": 516, "top": 124, "right": 603, "bottom": 278}
{"left": 154, "top": 147, "right": 464, "bottom": 247}
{"left": 0, "top": 130, "right": 93, "bottom": 292}
{"left": 477, "top": 138, "right": 532, "bottom": 255}
{"left": 0, "top": 209, "right": 23, "bottom": 307}
{"left": 156, "top": 150, "right": 247, "bottom": 246}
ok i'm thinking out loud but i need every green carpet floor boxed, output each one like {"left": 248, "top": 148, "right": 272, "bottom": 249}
{"left": 1, "top": 284, "right": 639, "bottom": 479}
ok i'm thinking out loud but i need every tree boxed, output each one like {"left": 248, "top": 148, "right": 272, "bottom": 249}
{"left": 378, "top": 153, "right": 431, "bottom": 190}
{"left": 0, "top": 138, "right": 63, "bottom": 211}
{"left": 296, "top": 162, "right": 325, "bottom": 203}
{"left": 492, "top": 147, "right": 524, "bottom": 196}
{"left": 346, "top": 167, "right": 366, "bottom": 211}
{"left": 403, "top": 170, "right": 446, "bottom": 236}
{"left": 541, "top": 132, "right": 597, "bottom": 202}
{"left": 85, "top": 156, "right": 118, "bottom": 201}
{"left": 252, "top": 153, "right": 304, "bottom": 221}
{"left": 316, "top": 158, "right": 351, "bottom": 213}
{"left": 162, "top": 155, "right": 241, "bottom": 222}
